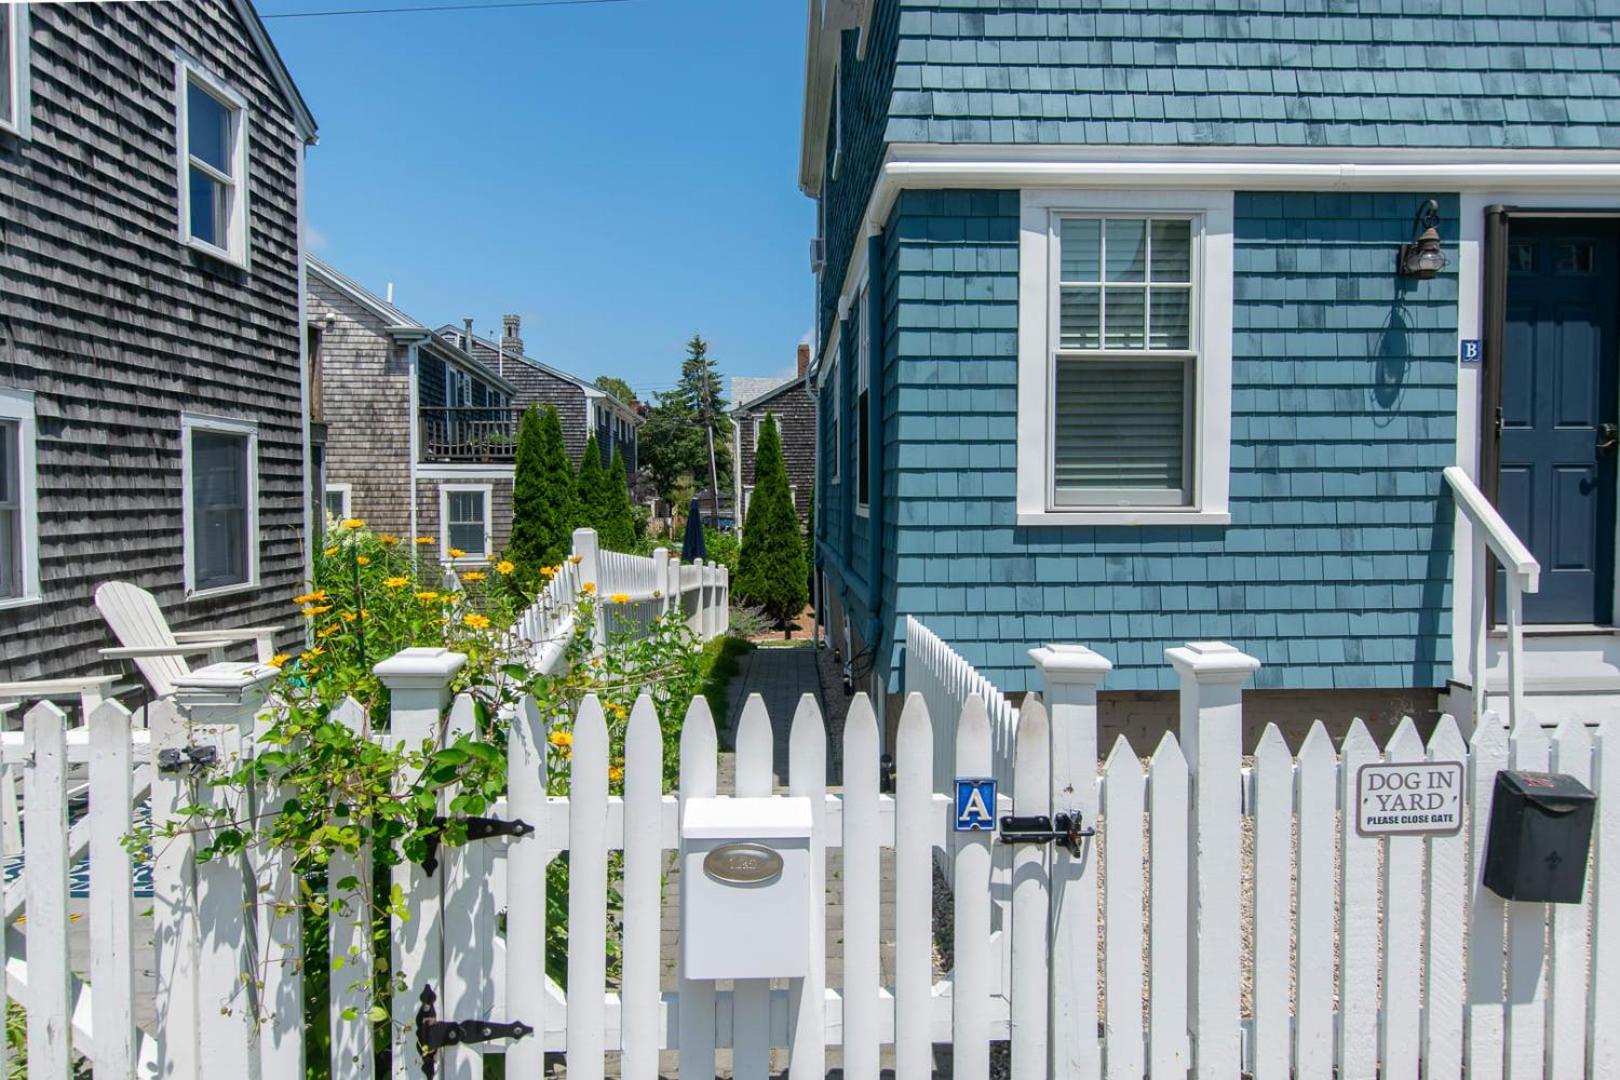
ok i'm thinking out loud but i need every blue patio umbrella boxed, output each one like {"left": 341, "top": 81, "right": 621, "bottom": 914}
{"left": 681, "top": 498, "right": 707, "bottom": 562}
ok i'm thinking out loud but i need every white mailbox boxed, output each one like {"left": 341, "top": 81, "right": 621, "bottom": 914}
{"left": 680, "top": 796, "right": 812, "bottom": 981}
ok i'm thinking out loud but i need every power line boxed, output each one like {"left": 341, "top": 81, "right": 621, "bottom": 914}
{"left": 261, "top": 0, "right": 633, "bottom": 19}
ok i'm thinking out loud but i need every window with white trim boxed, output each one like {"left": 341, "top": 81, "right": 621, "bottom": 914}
{"left": 441, "top": 484, "right": 491, "bottom": 561}
{"left": 1, "top": 4, "right": 31, "bottom": 139}
{"left": 183, "top": 415, "right": 258, "bottom": 596}
{"left": 177, "top": 58, "right": 249, "bottom": 264}
{"left": 743, "top": 483, "right": 798, "bottom": 517}
{"left": 1017, "top": 191, "right": 1234, "bottom": 526}
{"left": 324, "top": 484, "right": 352, "bottom": 522}
{"left": 825, "top": 348, "right": 840, "bottom": 484}
{"left": 0, "top": 389, "right": 39, "bottom": 606}
{"left": 855, "top": 283, "right": 871, "bottom": 515}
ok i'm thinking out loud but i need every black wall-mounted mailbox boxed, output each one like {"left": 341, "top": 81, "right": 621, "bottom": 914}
{"left": 1482, "top": 770, "right": 1596, "bottom": 904}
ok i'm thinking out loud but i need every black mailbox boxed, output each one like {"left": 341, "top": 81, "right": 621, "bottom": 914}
{"left": 1482, "top": 770, "right": 1596, "bottom": 904}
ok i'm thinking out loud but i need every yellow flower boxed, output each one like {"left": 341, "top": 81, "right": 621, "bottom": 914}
{"left": 540, "top": 565, "right": 558, "bottom": 579}
{"left": 340, "top": 611, "right": 358, "bottom": 623}
{"left": 608, "top": 766, "right": 624, "bottom": 782}
{"left": 355, "top": 555, "right": 371, "bottom": 567}
{"left": 461, "top": 571, "right": 486, "bottom": 582}
{"left": 609, "top": 592, "right": 630, "bottom": 605}
{"left": 447, "top": 548, "right": 467, "bottom": 559}
{"left": 384, "top": 576, "right": 410, "bottom": 589}
{"left": 462, "top": 613, "right": 491, "bottom": 630}
{"left": 567, "top": 554, "right": 583, "bottom": 564}
{"left": 316, "top": 624, "right": 340, "bottom": 638}
{"left": 415, "top": 536, "right": 435, "bottom": 545}
{"left": 323, "top": 546, "right": 339, "bottom": 557}
{"left": 340, "top": 518, "right": 366, "bottom": 530}
{"left": 301, "top": 604, "right": 332, "bottom": 618}
{"left": 379, "top": 535, "right": 400, "bottom": 546}
{"left": 581, "top": 582, "right": 597, "bottom": 595}
{"left": 496, "top": 560, "right": 515, "bottom": 575}
{"left": 610, "top": 702, "right": 628, "bottom": 719}
{"left": 415, "top": 591, "right": 441, "bottom": 602}
{"left": 548, "top": 730, "right": 573, "bottom": 748}
{"left": 298, "top": 647, "right": 325, "bottom": 664}
{"left": 266, "top": 653, "right": 290, "bottom": 669}
{"left": 293, "top": 590, "right": 327, "bottom": 605}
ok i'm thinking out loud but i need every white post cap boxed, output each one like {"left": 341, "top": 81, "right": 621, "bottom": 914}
{"left": 373, "top": 646, "right": 468, "bottom": 691}
{"left": 1028, "top": 643, "right": 1113, "bottom": 685}
{"left": 1164, "top": 641, "right": 1261, "bottom": 685}
{"left": 172, "top": 661, "right": 280, "bottom": 711}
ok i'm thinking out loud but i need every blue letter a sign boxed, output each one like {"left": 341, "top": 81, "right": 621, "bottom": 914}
{"left": 954, "top": 778, "right": 997, "bottom": 832}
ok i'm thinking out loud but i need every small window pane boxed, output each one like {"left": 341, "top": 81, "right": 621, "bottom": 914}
{"left": 1060, "top": 288, "right": 1101, "bottom": 349}
{"left": 1150, "top": 220, "right": 1192, "bottom": 282}
{"left": 192, "top": 430, "right": 249, "bottom": 590}
{"left": 1555, "top": 242, "right": 1595, "bottom": 275}
{"left": 1509, "top": 242, "right": 1536, "bottom": 273}
{"left": 1149, "top": 289, "right": 1191, "bottom": 350}
{"left": 1053, "top": 357, "right": 1187, "bottom": 501}
{"left": 1060, "top": 218, "right": 1101, "bottom": 281}
{"left": 1104, "top": 219, "right": 1146, "bottom": 282}
{"left": 187, "top": 82, "right": 231, "bottom": 173}
{"left": 189, "top": 169, "right": 220, "bottom": 245}
{"left": 0, "top": 420, "right": 18, "bottom": 598}
{"left": 324, "top": 489, "right": 347, "bottom": 519}
{"left": 1103, "top": 288, "right": 1146, "bottom": 349}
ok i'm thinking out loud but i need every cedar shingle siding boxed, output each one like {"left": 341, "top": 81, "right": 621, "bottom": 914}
{"left": 0, "top": 1, "right": 312, "bottom": 682}
{"left": 736, "top": 381, "right": 817, "bottom": 521}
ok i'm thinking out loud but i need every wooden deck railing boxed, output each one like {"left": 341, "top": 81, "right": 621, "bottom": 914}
{"left": 419, "top": 406, "right": 524, "bottom": 462}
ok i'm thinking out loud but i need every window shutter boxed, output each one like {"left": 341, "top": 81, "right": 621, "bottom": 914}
{"left": 1053, "top": 358, "right": 1188, "bottom": 502}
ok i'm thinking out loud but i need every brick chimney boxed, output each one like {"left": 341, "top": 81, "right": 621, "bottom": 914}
{"left": 502, "top": 313, "right": 523, "bottom": 357}
{"left": 797, "top": 342, "right": 810, "bottom": 377}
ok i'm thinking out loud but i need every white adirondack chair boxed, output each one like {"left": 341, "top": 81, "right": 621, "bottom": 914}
{"left": 94, "top": 581, "right": 283, "bottom": 700}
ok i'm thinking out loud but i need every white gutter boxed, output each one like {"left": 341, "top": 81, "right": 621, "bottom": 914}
{"left": 407, "top": 342, "right": 420, "bottom": 560}
{"left": 294, "top": 137, "right": 313, "bottom": 595}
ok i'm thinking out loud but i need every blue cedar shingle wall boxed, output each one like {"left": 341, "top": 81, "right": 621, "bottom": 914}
{"left": 849, "top": 189, "right": 1457, "bottom": 694}
{"left": 888, "top": 1, "right": 1620, "bottom": 151}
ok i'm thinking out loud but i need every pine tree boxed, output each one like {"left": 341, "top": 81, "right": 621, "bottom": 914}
{"left": 604, "top": 446, "right": 639, "bottom": 551}
{"left": 577, "top": 432, "right": 608, "bottom": 535}
{"left": 735, "top": 415, "right": 808, "bottom": 635}
{"left": 509, "top": 405, "right": 577, "bottom": 576}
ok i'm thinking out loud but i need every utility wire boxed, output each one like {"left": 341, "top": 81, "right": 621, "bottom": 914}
{"left": 262, "top": 0, "right": 633, "bottom": 19}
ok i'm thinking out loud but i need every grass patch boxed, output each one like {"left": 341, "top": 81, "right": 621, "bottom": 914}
{"left": 699, "top": 634, "right": 754, "bottom": 724}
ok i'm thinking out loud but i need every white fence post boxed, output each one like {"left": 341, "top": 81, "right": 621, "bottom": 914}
{"left": 374, "top": 647, "right": 467, "bottom": 1080}
{"left": 574, "top": 527, "right": 604, "bottom": 648}
{"left": 24, "top": 702, "right": 71, "bottom": 1075}
{"left": 1029, "top": 643, "right": 1110, "bottom": 1079}
{"left": 652, "top": 547, "right": 671, "bottom": 615}
{"left": 1165, "top": 642, "right": 1259, "bottom": 1079}
{"left": 171, "top": 661, "right": 281, "bottom": 1080}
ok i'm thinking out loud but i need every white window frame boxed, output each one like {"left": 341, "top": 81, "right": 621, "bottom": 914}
{"left": 181, "top": 413, "right": 260, "bottom": 599}
{"left": 324, "top": 483, "right": 352, "bottom": 521}
{"left": 175, "top": 55, "right": 250, "bottom": 267}
{"left": 439, "top": 483, "right": 492, "bottom": 563}
{"left": 743, "top": 483, "right": 797, "bottom": 517}
{"left": 1, "top": 4, "right": 32, "bottom": 139}
{"left": 826, "top": 346, "right": 841, "bottom": 485}
{"left": 0, "top": 388, "right": 40, "bottom": 609}
{"left": 830, "top": 67, "right": 843, "bottom": 181}
{"left": 1017, "top": 189, "right": 1234, "bottom": 526}
{"left": 446, "top": 365, "right": 472, "bottom": 408}
{"left": 854, "top": 280, "right": 871, "bottom": 518}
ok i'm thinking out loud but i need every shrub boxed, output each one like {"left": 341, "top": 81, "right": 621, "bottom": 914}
{"left": 735, "top": 415, "right": 807, "bottom": 632}
{"left": 510, "top": 405, "right": 576, "bottom": 578}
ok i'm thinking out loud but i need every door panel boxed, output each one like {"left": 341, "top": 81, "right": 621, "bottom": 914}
{"left": 1496, "top": 220, "right": 1620, "bottom": 624}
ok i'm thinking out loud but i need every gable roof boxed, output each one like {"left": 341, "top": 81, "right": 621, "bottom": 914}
{"left": 434, "top": 325, "right": 642, "bottom": 423}
{"left": 734, "top": 374, "right": 811, "bottom": 413}
{"left": 230, "top": 0, "right": 317, "bottom": 143}
{"left": 731, "top": 376, "right": 794, "bottom": 411}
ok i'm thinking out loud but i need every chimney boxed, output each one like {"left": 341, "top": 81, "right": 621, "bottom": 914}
{"left": 797, "top": 342, "right": 810, "bottom": 377}
{"left": 462, "top": 318, "right": 474, "bottom": 351}
{"left": 502, "top": 313, "right": 524, "bottom": 357}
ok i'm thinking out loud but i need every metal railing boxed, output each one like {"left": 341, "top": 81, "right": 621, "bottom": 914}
{"left": 1443, "top": 465, "right": 1541, "bottom": 728}
{"left": 419, "top": 406, "right": 524, "bottom": 462}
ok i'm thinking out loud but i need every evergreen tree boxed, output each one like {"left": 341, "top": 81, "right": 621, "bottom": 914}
{"left": 735, "top": 415, "right": 807, "bottom": 635}
{"left": 640, "top": 334, "right": 731, "bottom": 512}
{"left": 604, "top": 446, "right": 639, "bottom": 551}
{"left": 509, "top": 405, "right": 576, "bottom": 574}
{"left": 577, "top": 432, "right": 608, "bottom": 534}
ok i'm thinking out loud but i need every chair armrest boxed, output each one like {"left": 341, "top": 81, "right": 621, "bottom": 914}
{"left": 100, "top": 644, "right": 230, "bottom": 659}
{"left": 0, "top": 675, "right": 119, "bottom": 698}
{"left": 172, "top": 626, "right": 285, "bottom": 643}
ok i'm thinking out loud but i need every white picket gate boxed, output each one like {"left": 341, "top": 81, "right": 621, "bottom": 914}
{"left": 4, "top": 623, "right": 1620, "bottom": 1078}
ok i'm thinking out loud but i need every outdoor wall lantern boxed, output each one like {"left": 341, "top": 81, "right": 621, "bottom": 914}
{"left": 1397, "top": 199, "right": 1448, "bottom": 279}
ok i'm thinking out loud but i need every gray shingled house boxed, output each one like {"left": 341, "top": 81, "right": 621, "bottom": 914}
{"left": 731, "top": 345, "right": 817, "bottom": 527}
{"left": 308, "top": 259, "right": 520, "bottom": 564}
{"left": 0, "top": 0, "right": 317, "bottom": 682}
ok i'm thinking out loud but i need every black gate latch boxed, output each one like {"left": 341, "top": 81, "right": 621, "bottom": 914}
{"left": 415, "top": 984, "right": 533, "bottom": 1077}
{"left": 420, "top": 814, "right": 534, "bottom": 875}
{"left": 998, "top": 812, "right": 1094, "bottom": 858}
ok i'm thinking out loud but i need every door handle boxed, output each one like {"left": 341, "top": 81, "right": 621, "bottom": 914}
{"left": 1600, "top": 423, "right": 1618, "bottom": 453}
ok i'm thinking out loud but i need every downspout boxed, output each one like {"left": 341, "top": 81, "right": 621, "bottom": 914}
{"left": 407, "top": 341, "right": 421, "bottom": 565}
{"left": 295, "top": 137, "right": 313, "bottom": 594}
{"left": 1479, "top": 205, "right": 1512, "bottom": 626}
{"left": 863, "top": 230, "right": 885, "bottom": 689}
{"left": 732, "top": 411, "right": 743, "bottom": 537}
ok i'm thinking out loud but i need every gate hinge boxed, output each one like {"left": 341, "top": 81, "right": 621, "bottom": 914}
{"left": 998, "top": 812, "right": 1094, "bottom": 858}
{"left": 156, "top": 745, "right": 220, "bottom": 774}
{"left": 415, "top": 984, "right": 533, "bottom": 1077}
{"left": 420, "top": 813, "right": 534, "bottom": 875}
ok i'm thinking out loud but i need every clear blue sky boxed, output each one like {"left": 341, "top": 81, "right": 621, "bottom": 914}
{"left": 262, "top": 0, "right": 813, "bottom": 400}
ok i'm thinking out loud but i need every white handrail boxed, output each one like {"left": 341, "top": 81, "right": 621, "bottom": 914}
{"left": 1443, "top": 466, "right": 1540, "bottom": 730}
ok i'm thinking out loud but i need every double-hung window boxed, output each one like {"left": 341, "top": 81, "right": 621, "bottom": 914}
{"left": 854, "top": 284, "right": 870, "bottom": 515}
{"left": 1017, "top": 191, "right": 1234, "bottom": 526}
{"left": 1, "top": 4, "right": 31, "bottom": 138}
{"left": 177, "top": 58, "right": 249, "bottom": 265}
{"left": 183, "top": 415, "right": 258, "bottom": 596}
{"left": 441, "top": 484, "right": 491, "bottom": 562}
{"left": 0, "top": 389, "right": 39, "bottom": 607}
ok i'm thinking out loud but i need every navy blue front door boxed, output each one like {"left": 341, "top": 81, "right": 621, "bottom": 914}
{"left": 1498, "top": 220, "right": 1620, "bottom": 624}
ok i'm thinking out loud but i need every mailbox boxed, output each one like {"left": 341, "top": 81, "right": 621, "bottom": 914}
{"left": 1483, "top": 770, "right": 1597, "bottom": 904}
{"left": 680, "top": 796, "right": 812, "bottom": 980}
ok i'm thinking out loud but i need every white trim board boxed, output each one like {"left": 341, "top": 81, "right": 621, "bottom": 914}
{"left": 0, "top": 388, "right": 39, "bottom": 610}
{"left": 1, "top": 4, "right": 32, "bottom": 140}
{"left": 180, "top": 412, "right": 260, "bottom": 600}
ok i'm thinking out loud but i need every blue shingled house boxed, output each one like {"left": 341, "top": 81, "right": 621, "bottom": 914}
{"left": 802, "top": 0, "right": 1620, "bottom": 737}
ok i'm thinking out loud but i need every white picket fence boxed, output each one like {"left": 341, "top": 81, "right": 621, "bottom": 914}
{"left": 4, "top": 624, "right": 1619, "bottom": 1078}
{"left": 903, "top": 615, "right": 1019, "bottom": 791}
